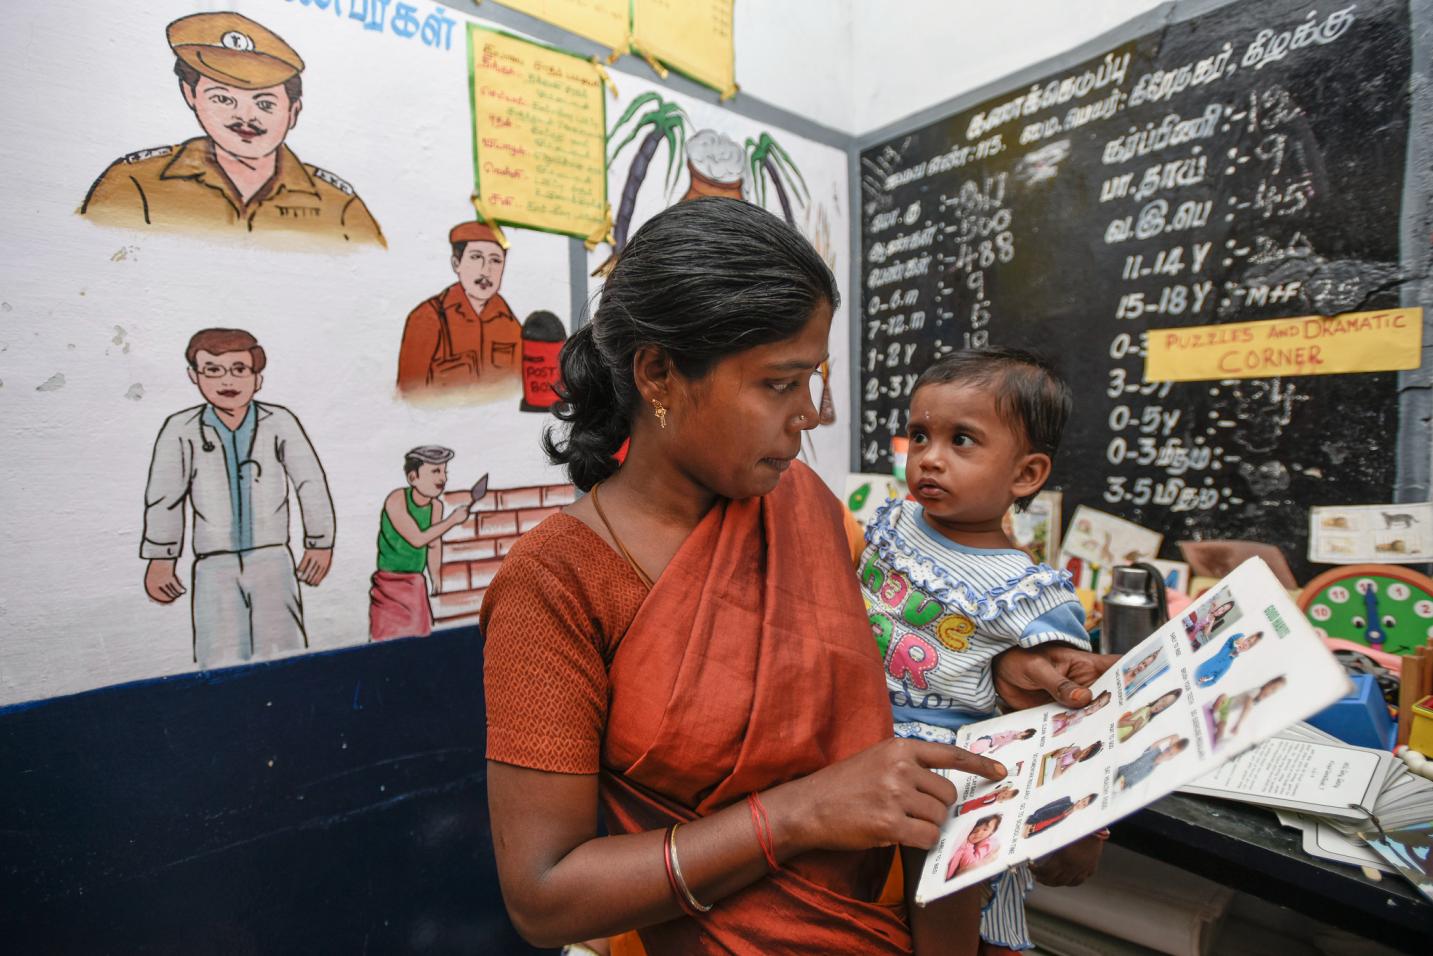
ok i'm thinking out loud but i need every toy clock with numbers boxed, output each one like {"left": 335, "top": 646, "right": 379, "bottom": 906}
{"left": 1299, "top": 564, "right": 1433, "bottom": 656}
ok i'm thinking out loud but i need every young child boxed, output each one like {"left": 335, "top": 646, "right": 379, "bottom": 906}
{"left": 1196, "top": 630, "right": 1264, "bottom": 687}
{"left": 1042, "top": 740, "right": 1103, "bottom": 783}
{"left": 968, "top": 727, "right": 1037, "bottom": 755}
{"left": 858, "top": 348, "right": 1093, "bottom": 953}
{"left": 1022, "top": 794, "right": 1098, "bottom": 838}
{"left": 956, "top": 785, "right": 1020, "bottom": 816}
{"left": 947, "top": 814, "right": 1004, "bottom": 880}
{"left": 1208, "top": 676, "right": 1287, "bottom": 745}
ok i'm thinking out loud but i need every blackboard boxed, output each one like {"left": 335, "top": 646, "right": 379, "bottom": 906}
{"left": 856, "top": 0, "right": 1414, "bottom": 579}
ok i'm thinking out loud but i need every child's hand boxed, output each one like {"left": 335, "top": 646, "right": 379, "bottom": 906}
{"left": 993, "top": 645, "right": 1120, "bottom": 709}
{"left": 1031, "top": 832, "right": 1105, "bottom": 886}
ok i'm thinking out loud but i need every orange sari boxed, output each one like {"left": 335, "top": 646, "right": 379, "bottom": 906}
{"left": 600, "top": 462, "right": 909, "bottom": 954}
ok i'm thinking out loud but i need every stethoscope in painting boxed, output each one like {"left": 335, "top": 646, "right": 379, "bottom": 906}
{"left": 198, "top": 418, "right": 263, "bottom": 480}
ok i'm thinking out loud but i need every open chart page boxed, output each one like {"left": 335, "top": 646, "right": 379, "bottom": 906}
{"left": 916, "top": 558, "right": 1349, "bottom": 905}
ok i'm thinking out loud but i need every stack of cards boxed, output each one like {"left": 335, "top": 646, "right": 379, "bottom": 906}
{"left": 1182, "top": 722, "right": 1433, "bottom": 901}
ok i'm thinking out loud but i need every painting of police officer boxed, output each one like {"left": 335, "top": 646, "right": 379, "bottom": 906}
{"left": 80, "top": 12, "right": 383, "bottom": 247}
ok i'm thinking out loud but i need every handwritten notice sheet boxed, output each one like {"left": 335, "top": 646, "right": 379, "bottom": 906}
{"left": 631, "top": 0, "right": 736, "bottom": 98}
{"left": 467, "top": 26, "right": 608, "bottom": 240}
{"left": 492, "top": 0, "right": 629, "bottom": 54}
{"left": 1144, "top": 308, "right": 1423, "bottom": 383}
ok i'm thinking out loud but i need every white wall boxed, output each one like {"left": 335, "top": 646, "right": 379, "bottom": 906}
{"left": 849, "top": 0, "right": 1167, "bottom": 135}
{"left": 735, "top": 0, "right": 855, "bottom": 135}
{"left": 0, "top": 0, "right": 1191, "bottom": 706}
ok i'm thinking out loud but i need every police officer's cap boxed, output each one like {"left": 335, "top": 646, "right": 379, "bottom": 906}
{"left": 168, "top": 13, "right": 305, "bottom": 91}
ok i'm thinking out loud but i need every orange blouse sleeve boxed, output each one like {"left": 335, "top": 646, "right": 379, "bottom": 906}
{"left": 481, "top": 548, "right": 611, "bottom": 774}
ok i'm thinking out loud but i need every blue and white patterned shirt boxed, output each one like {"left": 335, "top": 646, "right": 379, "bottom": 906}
{"left": 860, "top": 499, "right": 1089, "bottom": 724}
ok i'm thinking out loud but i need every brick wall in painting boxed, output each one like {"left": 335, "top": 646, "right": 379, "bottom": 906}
{"left": 432, "top": 482, "right": 577, "bottom": 628}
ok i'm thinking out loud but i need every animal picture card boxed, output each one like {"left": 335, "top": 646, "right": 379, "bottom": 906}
{"left": 1006, "top": 490, "right": 1062, "bottom": 566}
{"left": 1057, "top": 506, "right": 1163, "bottom": 596}
{"left": 1309, "top": 502, "right": 1433, "bottom": 564}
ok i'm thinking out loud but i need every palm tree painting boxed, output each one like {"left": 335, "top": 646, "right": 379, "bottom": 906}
{"left": 602, "top": 100, "right": 828, "bottom": 422}
{"left": 607, "top": 91, "right": 691, "bottom": 253}
{"left": 604, "top": 94, "right": 813, "bottom": 256}
{"left": 745, "top": 133, "right": 809, "bottom": 227}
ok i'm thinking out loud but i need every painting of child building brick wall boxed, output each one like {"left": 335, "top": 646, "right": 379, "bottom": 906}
{"left": 429, "top": 481, "right": 578, "bottom": 629}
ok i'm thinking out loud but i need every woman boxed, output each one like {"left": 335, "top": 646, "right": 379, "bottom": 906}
{"left": 481, "top": 198, "right": 1113, "bottom": 954}
{"left": 1196, "top": 631, "right": 1263, "bottom": 687}
{"left": 1115, "top": 689, "right": 1182, "bottom": 743}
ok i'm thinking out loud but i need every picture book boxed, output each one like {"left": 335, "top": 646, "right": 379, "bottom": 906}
{"left": 914, "top": 557, "right": 1349, "bottom": 905}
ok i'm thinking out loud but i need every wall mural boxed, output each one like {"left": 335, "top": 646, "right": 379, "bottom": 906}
{"left": 397, "top": 222, "right": 522, "bottom": 403}
{"left": 141, "top": 328, "right": 335, "bottom": 669}
{"left": 369, "top": 448, "right": 487, "bottom": 641}
{"left": 80, "top": 12, "right": 384, "bottom": 246}
{"left": 0, "top": 0, "right": 849, "bottom": 705}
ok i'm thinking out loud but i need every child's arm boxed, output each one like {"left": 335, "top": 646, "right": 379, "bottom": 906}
{"left": 902, "top": 845, "right": 982, "bottom": 956}
{"left": 1032, "top": 832, "right": 1106, "bottom": 887}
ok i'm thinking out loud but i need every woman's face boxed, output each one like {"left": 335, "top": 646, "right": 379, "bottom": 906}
{"left": 1234, "top": 632, "right": 1262, "bottom": 653}
{"left": 671, "top": 303, "right": 830, "bottom": 500}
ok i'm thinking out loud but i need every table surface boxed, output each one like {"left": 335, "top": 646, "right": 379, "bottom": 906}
{"left": 1111, "top": 793, "right": 1432, "bottom": 950}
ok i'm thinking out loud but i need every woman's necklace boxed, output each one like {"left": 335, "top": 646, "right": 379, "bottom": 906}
{"left": 590, "top": 482, "right": 655, "bottom": 589}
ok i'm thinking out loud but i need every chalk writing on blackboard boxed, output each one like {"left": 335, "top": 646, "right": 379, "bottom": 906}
{"left": 857, "top": 0, "right": 1410, "bottom": 577}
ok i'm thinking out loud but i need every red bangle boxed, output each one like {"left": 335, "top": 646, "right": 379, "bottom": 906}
{"left": 747, "top": 793, "right": 780, "bottom": 872}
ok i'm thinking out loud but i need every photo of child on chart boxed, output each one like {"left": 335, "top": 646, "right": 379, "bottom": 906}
{"left": 1022, "top": 794, "right": 1098, "bottom": 838}
{"left": 1205, "top": 676, "right": 1288, "bottom": 747}
{"left": 944, "top": 813, "right": 1004, "bottom": 880}
{"left": 1051, "top": 690, "right": 1112, "bottom": 736}
{"left": 1116, "top": 688, "right": 1183, "bottom": 743}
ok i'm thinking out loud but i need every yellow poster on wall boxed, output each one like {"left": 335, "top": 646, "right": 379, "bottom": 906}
{"left": 467, "top": 26, "right": 610, "bottom": 243}
{"left": 1144, "top": 308, "right": 1423, "bottom": 382}
{"left": 491, "top": 0, "right": 629, "bottom": 57}
{"left": 631, "top": 0, "right": 736, "bottom": 99}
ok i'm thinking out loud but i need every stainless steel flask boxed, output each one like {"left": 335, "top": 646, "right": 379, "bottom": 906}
{"left": 1102, "top": 563, "right": 1169, "bottom": 655}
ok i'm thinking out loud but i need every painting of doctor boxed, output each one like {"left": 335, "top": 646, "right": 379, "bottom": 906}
{"left": 140, "top": 328, "right": 335, "bottom": 668}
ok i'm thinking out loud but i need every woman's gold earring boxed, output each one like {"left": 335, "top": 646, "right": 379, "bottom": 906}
{"left": 652, "top": 399, "right": 668, "bottom": 429}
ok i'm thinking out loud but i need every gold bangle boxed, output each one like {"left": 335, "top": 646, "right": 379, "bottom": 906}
{"left": 668, "top": 823, "right": 714, "bottom": 913}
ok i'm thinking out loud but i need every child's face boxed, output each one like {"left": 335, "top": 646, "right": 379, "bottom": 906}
{"left": 969, "top": 819, "right": 998, "bottom": 842}
{"left": 906, "top": 382, "right": 1047, "bottom": 529}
